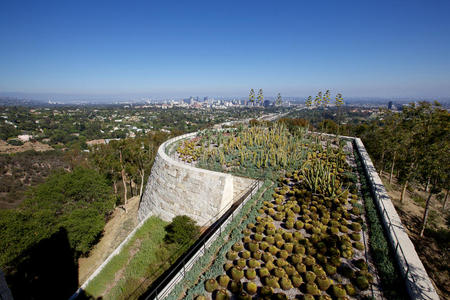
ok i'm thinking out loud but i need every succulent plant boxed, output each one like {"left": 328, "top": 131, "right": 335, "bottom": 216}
{"left": 229, "top": 280, "right": 243, "bottom": 293}
{"left": 275, "top": 240, "right": 285, "bottom": 249}
{"left": 318, "top": 295, "right": 332, "bottom": 300}
{"left": 236, "top": 258, "right": 247, "bottom": 268}
{"left": 283, "top": 264, "right": 297, "bottom": 276}
{"left": 351, "top": 222, "right": 362, "bottom": 231}
{"left": 248, "top": 258, "right": 260, "bottom": 268}
{"left": 303, "top": 295, "right": 315, "bottom": 300}
{"left": 218, "top": 274, "right": 230, "bottom": 287}
{"left": 317, "top": 275, "right": 331, "bottom": 291}
{"left": 241, "top": 250, "right": 251, "bottom": 259}
{"left": 260, "top": 286, "right": 274, "bottom": 297}
{"left": 339, "top": 264, "right": 355, "bottom": 279}
{"left": 252, "top": 250, "right": 262, "bottom": 260}
{"left": 280, "top": 277, "right": 293, "bottom": 290}
{"left": 259, "top": 267, "right": 270, "bottom": 277}
{"left": 294, "top": 244, "right": 306, "bottom": 255}
{"left": 265, "top": 236, "right": 275, "bottom": 244}
{"left": 244, "top": 282, "right": 257, "bottom": 295}
{"left": 230, "top": 266, "right": 244, "bottom": 281}
{"left": 227, "top": 250, "right": 238, "bottom": 260}
{"left": 295, "top": 263, "right": 307, "bottom": 273}
{"left": 305, "top": 271, "right": 316, "bottom": 283}
{"left": 353, "top": 241, "right": 365, "bottom": 250}
{"left": 305, "top": 283, "right": 321, "bottom": 295}
{"left": 247, "top": 242, "right": 259, "bottom": 252}
{"left": 243, "top": 228, "right": 252, "bottom": 236}
{"left": 345, "top": 283, "right": 356, "bottom": 296}
{"left": 224, "top": 262, "right": 234, "bottom": 271}
{"left": 332, "top": 284, "right": 347, "bottom": 297}
{"left": 275, "top": 258, "right": 289, "bottom": 267}
{"left": 253, "top": 233, "right": 264, "bottom": 241}
{"left": 290, "top": 253, "right": 302, "bottom": 264}
{"left": 268, "top": 245, "right": 279, "bottom": 255}
{"left": 195, "top": 295, "right": 207, "bottom": 300}
{"left": 355, "top": 275, "right": 369, "bottom": 290}
{"left": 350, "top": 233, "right": 361, "bottom": 241}
{"left": 304, "top": 255, "right": 316, "bottom": 266}
{"left": 265, "top": 275, "right": 280, "bottom": 289}
{"left": 354, "top": 258, "right": 368, "bottom": 270}
{"left": 237, "top": 291, "right": 251, "bottom": 300}
{"left": 242, "top": 236, "right": 252, "bottom": 243}
{"left": 205, "top": 278, "right": 219, "bottom": 292}
{"left": 233, "top": 242, "right": 244, "bottom": 252}
{"left": 295, "top": 220, "right": 305, "bottom": 230}
{"left": 291, "top": 274, "right": 303, "bottom": 288}
{"left": 215, "top": 289, "right": 229, "bottom": 300}
{"left": 278, "top": 250, "right": 289, "bottom": 259}
{"left": 324, "top": 264, "right": 337, "bottom": 275}
{"left": 265, "top": 261, "right": 276, "bottom": 271}
{"left": 329, "top": 255, "right": 341, "bottom": 267}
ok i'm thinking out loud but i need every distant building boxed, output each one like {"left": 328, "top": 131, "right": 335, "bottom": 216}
{"left": 18, "top": 134, "right": 32, "bottom": 142}
{"left": 263, "top": 100, "right": 272, "bottom": 108}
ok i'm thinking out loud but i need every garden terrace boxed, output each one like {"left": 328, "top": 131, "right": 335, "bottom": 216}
{"left": 155, "top": 125, "right": 405, "bottom": 300}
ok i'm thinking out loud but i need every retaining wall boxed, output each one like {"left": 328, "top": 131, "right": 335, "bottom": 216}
{"left": 138, "top": 132, "right": 234, "bottom": 225}
{"left": 354, "top": 138, "right": 439, "bottom": 300}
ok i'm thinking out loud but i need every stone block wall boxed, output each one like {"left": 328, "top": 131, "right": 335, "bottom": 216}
{"left": 138, "top": 132, "right": 234, "bottom": 225}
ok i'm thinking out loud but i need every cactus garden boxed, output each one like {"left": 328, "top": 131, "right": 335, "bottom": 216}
{"left": 166, "top": 124, "right": 391, "bottom": 299}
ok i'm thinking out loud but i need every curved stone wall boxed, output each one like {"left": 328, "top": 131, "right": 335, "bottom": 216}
{"left": 138, "top": 132, "right": 234, "bottom": 225}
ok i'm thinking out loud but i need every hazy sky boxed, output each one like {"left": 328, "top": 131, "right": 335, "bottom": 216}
{"left": 1, "top": 0, "right": 449, "bottom": 99}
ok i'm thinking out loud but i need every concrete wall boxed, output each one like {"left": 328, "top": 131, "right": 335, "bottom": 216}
{"left": 354, "top": 138, "right": 439, "bottom": 300}
{"left": 138, "top": 132, "right": 234, "bottom": 225}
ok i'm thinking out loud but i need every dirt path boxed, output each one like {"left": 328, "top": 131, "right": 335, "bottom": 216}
{"left": 78, "top": 196, "right": 140, "bottom": 285}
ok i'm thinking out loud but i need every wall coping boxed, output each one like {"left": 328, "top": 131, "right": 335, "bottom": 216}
{"left": 158, "top": 131, "right": 233, "bottom": 179}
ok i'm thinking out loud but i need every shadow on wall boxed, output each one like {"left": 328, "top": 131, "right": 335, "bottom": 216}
{"left": 5, "top": 228, "right": 79, "bottom": 300}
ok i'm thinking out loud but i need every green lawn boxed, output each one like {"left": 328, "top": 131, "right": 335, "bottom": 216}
{"left": 84, "top": 216, "right": 178, "bottom": 299}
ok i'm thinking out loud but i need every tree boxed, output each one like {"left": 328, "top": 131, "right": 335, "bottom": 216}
{"left": 249, "top": 89, "right": 255, "bottom": 105}
{"left": 164, "top": 215, "right": 200, "bottom": 245}
{"left": 257, "top": 89, "right": 264, "bottom": 106}
{"left": 276, "top": 93, "right": 282, "bottom": 106}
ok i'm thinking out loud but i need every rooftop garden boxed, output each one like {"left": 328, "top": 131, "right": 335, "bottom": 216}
{"left": 168, "top": 124, "right": 405, "bottom": 299}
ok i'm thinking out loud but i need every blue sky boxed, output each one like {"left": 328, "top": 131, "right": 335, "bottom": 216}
{"left": 0, "top": 0, "right": 449, "bottom": 99}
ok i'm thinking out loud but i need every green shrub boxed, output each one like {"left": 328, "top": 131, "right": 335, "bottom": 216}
{"left": 215, "top": 289, "right": 229, "bottom": 300}
{"left": 165, "top": 215, "right": 200, "bottom": 245}
{"left": 305, "top": 271, "right": 316, "bottom": 283}
{"left": 259, "top": 267, "right": 270, "bottom": 277}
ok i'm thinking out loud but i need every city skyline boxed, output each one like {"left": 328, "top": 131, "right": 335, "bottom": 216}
{"left": 1, "top": 0, "right": 450, "bottom": 100}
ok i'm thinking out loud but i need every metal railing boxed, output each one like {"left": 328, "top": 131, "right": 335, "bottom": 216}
{"left": 127, "top": 180, "right": 261, "bottom": 300}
